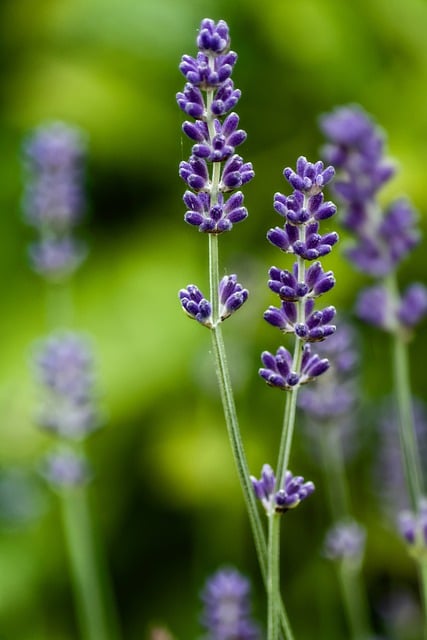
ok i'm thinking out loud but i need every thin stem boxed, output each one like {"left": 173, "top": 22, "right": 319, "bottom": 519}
{"left": 338, "top": 560, "right": 370, "bottom": 640}
{"left": 59, "top": 483, "right": 120, "bottom": 640}
{"left": 319, "top": 423, "right": 351, "bottom": 521}
{"left": 392, "top": 331, "right": 423, "bottom": 508}
{"left": 210, "top": 325, "right": 294, "bottom": 640}
{"left": 268, "top": 513, "right": 281, "bottom": 640}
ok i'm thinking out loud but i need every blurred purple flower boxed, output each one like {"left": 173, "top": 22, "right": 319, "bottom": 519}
{"left": 33, "top": 332, "right": 100, "bottom": 440}
{"left": 323, "top": 520, "right": 366, "bottom": 562}
{"left": 201, "top": 567, "right": 260, "bottom": 640}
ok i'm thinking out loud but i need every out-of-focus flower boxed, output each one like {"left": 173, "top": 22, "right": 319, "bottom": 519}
{"left": 201, "top": 567, "right": 260, "bottom": 640}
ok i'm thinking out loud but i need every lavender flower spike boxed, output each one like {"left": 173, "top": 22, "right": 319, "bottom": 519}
{"left": 259, "top": 344, "right": 329, "bottom": 390}
{"left": 23, "top": 121, "right": 88, "bottom": 280}
{"left": 180, "top": 276, "right": 248, "bottom": 327}
{"left": 33, "top": 331, "right": 100, "bottom": 440}
{"left": 201, "top": 567, "right": 260, "bottom": 640}
{"left": 177, "top": 19, "right": 253, "bottom": 234}
{"left": 251, "top": 464, "right": 315, "bottom": 515}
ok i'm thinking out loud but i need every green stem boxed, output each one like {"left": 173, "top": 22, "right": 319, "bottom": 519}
{"left": 392, "top": 331, "right": 424, "bottom": 508}
{"left": 319, "top": 423, "right": 351, "bottom": 521}
{"left": 210, "top": 325, "right": 294, "bottom": 640}
{"left": 268, "top": 513, "right": 281, "bottom": 640}
{"left": 59, "top": 483, "right": 120, "bottom": 640}
{"left": 338, "top": 560, "right": 370, "bottom": 640}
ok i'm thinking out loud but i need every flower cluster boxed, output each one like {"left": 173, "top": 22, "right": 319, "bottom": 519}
{"left": 177, "top": 18, "right": 254, "bottom": 234}
{"left": 179, "top": 274, "right": 248, "bottom": 328}
{"left": 200, "top": 567, "right": 260, "bottom": 640}
{"left": 260, "top": 156, "right": 338, "bottom": 390}
{"left": 323, "top": 520, "right": 366, "bottom": 562}
{"left": 23, "top": 122, "right": 88, "bottom": 280}
{"left": 320, "top": 105, "right": 427, "bottom": 333}
{"left": 251, "top": 464, "right": 315, "bottom": 515}
{"left": 33, "top": 332, "right": 100, "bottom": 486}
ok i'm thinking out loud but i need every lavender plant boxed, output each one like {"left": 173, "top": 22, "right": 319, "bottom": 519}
{"left": 253, "top": 156, "right": 340, "bottom": 639}
{"left": 320, "top": 105, "right": 427, "bottom": 635}
{"left": 23, "top": 123, "right": 120, "bottom": 640}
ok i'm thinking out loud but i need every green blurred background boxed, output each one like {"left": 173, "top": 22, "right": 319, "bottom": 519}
{"left": 0, "top": 0, "right": 426, "bottom": 638}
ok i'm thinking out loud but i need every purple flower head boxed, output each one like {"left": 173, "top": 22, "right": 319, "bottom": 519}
{"left": 182, "top": 190, "right": 248, "bottom": 233}
{"left": 259, "top": 344, "right": 329, "bottom": 391}
{"left": 264, "top": 299, "right": 336, "bottom": 342}
{"left": 323, "top": 520, "right": 366, "bottom": 562}
{"left": 283, "top": 156, "right": 335, "bottom": 196}
{"left": 398, "top": 498, "right": 427, "bottom": 559}
{"left": 33, "top": 332, "right": 100, "bottom": 440}
{"left": 356, "top": 282, "right": 427, "bottom": 334}
{"left": 179, "top": 284, "right": 212, "bottom": 327}
{"left": 201, "top": 567, "right": 260, "bottom": 640}
{"left": 219, "top": 274, "right": 248, "bottom": 320}
{"left": 320, "top": 105, "right": 423, "bottom": 283}
{"left": 179, "top": 276, "right": 248, "bottom": 327}
{"left": 178, "top": 20, "right": 252, "bottom": 235}
{"left": 251, "top": 464, "right": 315, "bottom": 515}
{"left": 42, "top": 448, "right": 91, "bottom": 488}
{"left": 320, "top": 105, "right": 395, "bottom": 203}
{"left": 197, "top": 19, "right": 231, "bottom": 55}
{"left": 23, "top": 122, "right": 87, "bottom": 231}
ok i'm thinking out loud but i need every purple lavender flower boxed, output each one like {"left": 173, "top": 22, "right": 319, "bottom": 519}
{"left": 201, "top": 567, "right": 260, "bottom": 640}
{"left": 23, "top": 121, "right": 88, "bottom": 280}
{"left": 42, "top": 448, "right": 91, "bottom": 488}
{"left": 177, "top": 19, "right": 253, "bottom": 234}
{"left": 261, "top": 156, "right": 338, "bottom": 389}
{"left": 259, "top": 344, "right": 329, "bottom": 390}
{"left": 398, "top": 498, "right": 427, "bottom": 559}
{"left": 33, "top": 332, "right": 100, "bottom": 439}
{"left": 251, "top": 463, "right": 315, "bottom": 515}
{"left": 356, "top": 282, "right": 427, "bottom": 334}
{"left": 323, "top": 520, "right": 366, "bottom": 561}
{"left": 179, "top": 285, "right": 213, "bottom": 327}
{"left": 179, "top": 276, "right": 248, "bottom": 327}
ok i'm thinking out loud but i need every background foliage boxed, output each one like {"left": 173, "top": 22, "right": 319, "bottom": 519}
{"left": 0, "top": 0, "right": 426, "bottom": 638}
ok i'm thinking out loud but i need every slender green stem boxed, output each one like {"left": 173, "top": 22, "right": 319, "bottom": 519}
{"left": 210, "top": 325, "right": 294, "bottom": 640}
{"left": 392, "top": 331, "right": 424, "bottom": 508}
{"left": 319, "top": 424, "right": 351, "bottom": 521}
{"left": 268, "top": 513, "right": 281, "bottom": 640}
{"left": 59, "top": 482, "right": 120, "bottom": 640}
{"left": 338, "top": 560, "right": 370, "bottom": 640}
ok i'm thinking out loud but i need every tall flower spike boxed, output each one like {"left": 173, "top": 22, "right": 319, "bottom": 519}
{"left": 260, "top": 156, "right": 337, "bottom": 390}
{"left": 33, "top": 331, "right": 100, "bottom": 439}
{"left": 23, "top": 121, "right": 88, "bottom": 280}
{"left": 177, "top": 19, "right": 253, "bottom": 234}
{"left": 200, "top": 567, "right": 260, "bottom": 640}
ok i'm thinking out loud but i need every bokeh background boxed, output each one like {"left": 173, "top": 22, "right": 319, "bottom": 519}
{"left": 0, "top": 0, "right": 426, "bottom": 638}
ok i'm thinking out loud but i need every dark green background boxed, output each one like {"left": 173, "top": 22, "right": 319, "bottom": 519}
{"left": 0, "top": 0, "right": 426, "bottom": 637}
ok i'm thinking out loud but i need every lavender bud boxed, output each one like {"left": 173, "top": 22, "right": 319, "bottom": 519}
{"left": 179, "top": 285, "right": 212, "bottom": 327}
{"left": 251, "top": 465, "right": 315, "bottom": 515}
{"left": 218, "top": 274, "right": 248, "bottom": 320}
